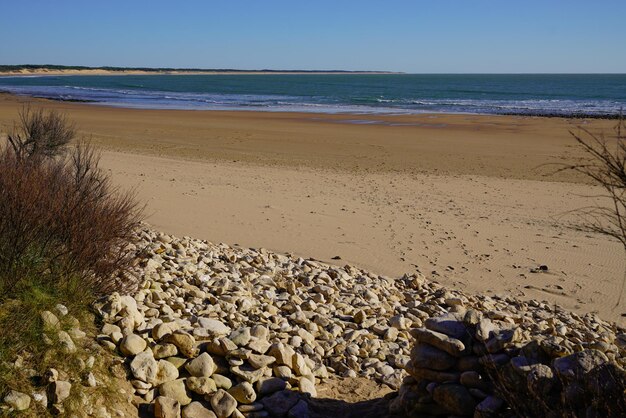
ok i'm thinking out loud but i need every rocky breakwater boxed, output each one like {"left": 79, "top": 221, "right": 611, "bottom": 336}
{"left": 391, "top": 309, "right": 626, "bottom": 417}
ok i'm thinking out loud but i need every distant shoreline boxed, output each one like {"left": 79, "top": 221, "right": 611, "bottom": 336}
{"left": 0, "top": 65, "right": 400, "bottom": 76}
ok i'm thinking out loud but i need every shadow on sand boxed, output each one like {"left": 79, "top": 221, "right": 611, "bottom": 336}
{"left": 137, "top": 393, "right": 398, "bottom": 417}
{"left": 307, "top": 395, "right": 397, "bottom": 418}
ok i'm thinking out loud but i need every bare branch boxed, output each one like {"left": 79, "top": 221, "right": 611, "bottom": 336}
{"left": 5, "top": 105, "right": 75, "bottom": 160}
{"left": 562, "top": 117, "right": 626, "bottom": 307}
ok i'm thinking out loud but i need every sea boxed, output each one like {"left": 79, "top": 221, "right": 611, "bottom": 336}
{"left": 0, "top": 73, "right": 624, "bottom": 117}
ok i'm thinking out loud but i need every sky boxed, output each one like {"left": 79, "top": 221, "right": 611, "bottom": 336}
{"left": 1, "top": 0, "right": 625, "bottom": 73}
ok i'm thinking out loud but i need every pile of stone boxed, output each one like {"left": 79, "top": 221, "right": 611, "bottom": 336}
{"left": 96, "top": 292, "right": 319, "bottom": 417}
{"left": 390, "top": 311, "right": 626, "bottom": 417}
{"left": 92, "top": 227, "right": 626, "bottom": 417}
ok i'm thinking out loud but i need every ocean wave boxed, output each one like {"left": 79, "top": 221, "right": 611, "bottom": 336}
{"left": 0, "top": 80, "right": 623, "bottom": 117}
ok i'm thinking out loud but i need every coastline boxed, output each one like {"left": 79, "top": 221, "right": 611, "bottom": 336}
{"left": 0, "top": 69, "right": 398, "bottom": 77}
{"left": 0, "top": 92, "right": 623, "bottom": 324}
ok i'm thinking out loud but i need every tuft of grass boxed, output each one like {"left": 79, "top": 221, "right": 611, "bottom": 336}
{"left": 0, "top": 274, "right": 89, "bottom": 395}
{"left": 0, "top": 275, "right": 137, "bottom": 417}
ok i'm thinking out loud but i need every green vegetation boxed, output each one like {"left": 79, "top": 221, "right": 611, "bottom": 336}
{"left": 0, "top": 108, "right": 142, "bottom": 414}
{"left": 0, "top": 275, "right": 88, "bottom": 405}
{"left": 0, "top": 64, "right": 389, "bottom": 73}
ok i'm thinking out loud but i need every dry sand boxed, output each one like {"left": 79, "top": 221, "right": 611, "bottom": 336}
{"left": 0, "top": 93, "right": 624, "bottom": 326}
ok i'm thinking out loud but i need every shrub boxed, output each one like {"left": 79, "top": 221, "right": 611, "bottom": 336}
{"left": 0, "top": 109, "right": 143, "bottom": 296}
{"left": 7, "top": 106, "right": 75, "bottom": 160}
{"left": 486, "top": 357, "right": 626, "bottom": 417}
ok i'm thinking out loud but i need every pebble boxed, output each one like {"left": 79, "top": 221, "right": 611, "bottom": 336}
{"left": 57, "top": 331, "right": 77, "bottom": 353}
{"left": 182, "top": 401, "right": 217, "bottom": 418}
{"left": 3, "top": 390, "right": 30, "bottom": 411}
{"left": 159, "top": 379, "right": 192, "bottom": 406}
{"left": 40, "top": 311, "right": 60, "bottom": 330}
{"left": 228, "top": 381, "right": 256, "bottom": 404}
{"left": 119, "top": 334, "right": 147, "bottom": 356}
{"left": 154, "top": 396, "right": 180, "bottom": 418}
{"left": 210, "top": 389, "right": 237, "bottom": 418}
{"left": 47, "top": 380, "right": 71, "bottom": 404}
{"left": 186, "top": 377, "right": 217, "bottom": 395}
{"left": 185, "top": 353, "right": 215, "bottom": 377}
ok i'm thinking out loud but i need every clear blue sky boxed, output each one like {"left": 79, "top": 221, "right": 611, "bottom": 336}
{"left": 2, "top": 0, "right": 625, "bottom": 73}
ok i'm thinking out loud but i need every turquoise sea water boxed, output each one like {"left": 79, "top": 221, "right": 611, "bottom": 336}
{"left": 0, "top": 74, "right": 624, "bottom": 117}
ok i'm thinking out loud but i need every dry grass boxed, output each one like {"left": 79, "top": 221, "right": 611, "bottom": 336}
{"left": 0, "top": 281, "right": 136, "bottom": 416}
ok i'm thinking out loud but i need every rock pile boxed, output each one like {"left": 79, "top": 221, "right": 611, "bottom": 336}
{"left": 92, "top": 228, "right": 626, "bottom": 417}
{"left": 390, "top": 311, "right": 626, "bottom": 417}
{"left": 94, "top": 228, "right": 448, "bottom": 416}
{"left": 96, "top": 291, "right": 318, "bottom": 417}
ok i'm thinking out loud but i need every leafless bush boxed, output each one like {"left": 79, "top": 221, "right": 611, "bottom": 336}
{"left": 565, "top": 120, "right": 626, "bottom": 244}
{"left": 559, "top": 119, "right": 626, "bottom": 304}
{"left": 0, "top": 110, "right": 143, "bottom": 296}
{"left": 486, "top": 358, "right": 626, "bottom": 418}
{"left": 7, "top": 106, "right": 75, "bottom": 160}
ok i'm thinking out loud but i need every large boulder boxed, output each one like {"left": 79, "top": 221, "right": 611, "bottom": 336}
{"left": 410, "top": 328, "right": 465, "bottom": 357}
{"left": 424, "top": 314, "right": 467, "bottom": 339}
{"left": 553, "top": 350, "right": 609, "bottom": 381}
{"left": 260, "top": 390, "right": 301, "bottom": 417}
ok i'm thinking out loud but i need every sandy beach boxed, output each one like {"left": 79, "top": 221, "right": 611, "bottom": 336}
{"left": 0, "top": 93, "right": 623, "bottom": 324}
